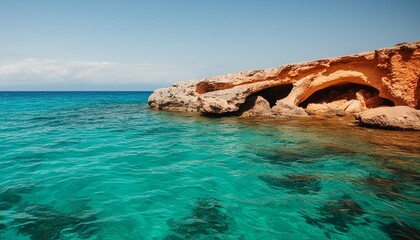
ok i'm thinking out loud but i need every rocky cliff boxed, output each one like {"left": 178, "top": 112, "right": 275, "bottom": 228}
{"left": 149, "top": 42, "right": 420, "bottom": 118}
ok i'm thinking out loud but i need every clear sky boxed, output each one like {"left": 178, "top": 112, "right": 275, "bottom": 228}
{"left": 0, "top": 0, "right": 419, "bottom": 90}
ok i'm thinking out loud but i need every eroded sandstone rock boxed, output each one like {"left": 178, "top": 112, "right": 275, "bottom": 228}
{"left": 239, "top": 96, "right": 273, "bottom": 117}
{"left": 272, "top": 102, "right": 308, "bottom": 117}
{"left": 148, "top": 80, "right": 199, "bottom": 112}
{"left": 148, "top": 42, "right": 420, "bottom": 117}
{"left": 355, "top": 106, "right": 420, "bottom": 130}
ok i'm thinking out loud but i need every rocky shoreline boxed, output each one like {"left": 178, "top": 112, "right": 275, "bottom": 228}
{"left": 149, "top": 42, "right": 420, "bottom": 130}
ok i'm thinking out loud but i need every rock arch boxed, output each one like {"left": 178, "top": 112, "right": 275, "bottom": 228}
{"left": 296, "top": 70, "right": 382, "bottom": 105}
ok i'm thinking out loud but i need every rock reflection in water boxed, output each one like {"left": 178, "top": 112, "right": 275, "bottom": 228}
{"left": 259, "top": 174, "right": 321, "bottom": 194}
{"left": 15, "top": 204, "right": 98, "bottom": 240}
{"left": 165, "top": 198, "right": 232, "bottom": 239}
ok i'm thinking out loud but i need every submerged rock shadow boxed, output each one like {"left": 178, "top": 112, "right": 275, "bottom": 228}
{"left": 256, "top": 144, "right": 362, "bottom": 167}
{"left": 382, "top": 221, "right": 420, "bottom": 240}
{"left": 257, "top": 148, "right": 318, "bottom": 166}
{"left": 364, "top": 176, "right": 404, "bottom": 201}
{"left": 259, "top": 174, "right": 321, "bottom": 194}
{"left": 15, "top": 204, "right": 98, "bottom": 240}
{"left": 385, "top": 164, "right": 420, "bottom": 183}
{"left": 301, "top": 195, "right": 369, "bottom": 237}
{"left": 372, "top": 159, "right": 420, "bottom": 202}
{"left": 0, "top": 214, "right": 6, "bottom": 232}
{"left": 0, "top": 185, "right": 32, "bottom": 210}
{"left": 165, "top": 198, "right": 237, "bottom": 239}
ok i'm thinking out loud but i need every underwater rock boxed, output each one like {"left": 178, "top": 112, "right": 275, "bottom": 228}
{"left": 164, "top": 235, "right": 184, "bottom": 240}
{"left": 302, "top": 195, "right": 366, "bottom": 233}
{"left": 0, "top": 186, "right": 31, "bottom": 210}
{"left": 166, "top": 198, "right": 231, "bottom": 239}
{"left": 384, "top": 164, "right": 420, "bottom": 183}
{"left": 257, "top": 145, "right": 355, "bottom": 166}
{"left": 382, "top": 221, "right": 420, "bottom": 240}
{"left": 0, "top": 192, "right": 20, "bottom": 210}
{"left": 259, "top": 174, "right": 321, "bottom": 194}
{"left": 365, "top": 176, "right": 403, "bottom": 201}
{"left": 15, "top": 204, "right": 98, "bottom": 240}
{"left": 257, "top": 149, "right": 318, "bottom": 165}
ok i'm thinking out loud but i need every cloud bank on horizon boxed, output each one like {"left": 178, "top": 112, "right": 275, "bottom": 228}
{"left": 0, "top": 58, "right": 208, "bottom": 90}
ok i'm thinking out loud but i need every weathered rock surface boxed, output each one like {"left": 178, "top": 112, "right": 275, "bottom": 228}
{"left": 305, "top": 99, "right": 364, "bottom": 116}
{"left": 149, "top": 42, "right": 420, "bottom": 117}
{"left": 355, "top": 106, "right": 420, "bottom": 130}
{"left": 148, "top": 80, "right": 200, "bottom": 112}
{"left": 239, "top": 96, "right": 273, "bottom": 117}
{"left": 272, "top": 102, "right": 308, "bottom": 117}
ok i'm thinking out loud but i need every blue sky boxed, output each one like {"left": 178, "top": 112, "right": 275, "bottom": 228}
{"left": 0, "top": 0, "right": 419, "bottom": 90}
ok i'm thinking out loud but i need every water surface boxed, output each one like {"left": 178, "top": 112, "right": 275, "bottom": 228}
{"left": 0, "top": 92, "right": 419, "bottom": 239}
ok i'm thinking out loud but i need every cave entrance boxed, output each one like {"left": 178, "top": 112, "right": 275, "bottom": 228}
{"left": 298, "top": 83, "right": 394, "bottom": 108}
{"left": 250, "top": 84, "right": 294, "bottom": 107}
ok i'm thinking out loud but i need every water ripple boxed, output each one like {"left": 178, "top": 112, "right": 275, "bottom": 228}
{"left": 0, "top": 92, "right": 419, "bottom": 239}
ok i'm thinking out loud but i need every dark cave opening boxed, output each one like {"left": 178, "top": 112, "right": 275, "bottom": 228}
{"left": 298, "top": 83, "right": 395, "bottom": 108}
{"left": 250, "top": 84, "right": 294, "bottom": 108}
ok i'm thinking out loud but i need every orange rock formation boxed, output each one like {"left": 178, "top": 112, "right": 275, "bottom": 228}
{"left": 149, "top": 42, "right": 420, "bottom": 117}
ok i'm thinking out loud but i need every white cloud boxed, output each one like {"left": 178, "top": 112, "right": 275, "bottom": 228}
{"left": 0, "top": 58, "right": 209, "bottom": 90}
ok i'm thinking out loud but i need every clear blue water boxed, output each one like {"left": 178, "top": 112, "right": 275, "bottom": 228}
{"left": 0, "top": 92, "right": 419, "bottom": 240}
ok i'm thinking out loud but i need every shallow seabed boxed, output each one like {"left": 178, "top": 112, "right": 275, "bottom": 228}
{"left": 0, "top": 92, "right": 419, "bottom": 240}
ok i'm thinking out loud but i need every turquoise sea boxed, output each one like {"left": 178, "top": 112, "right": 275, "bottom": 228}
{"left": 0, "top": 91, "right": 419, "bottom": 240}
